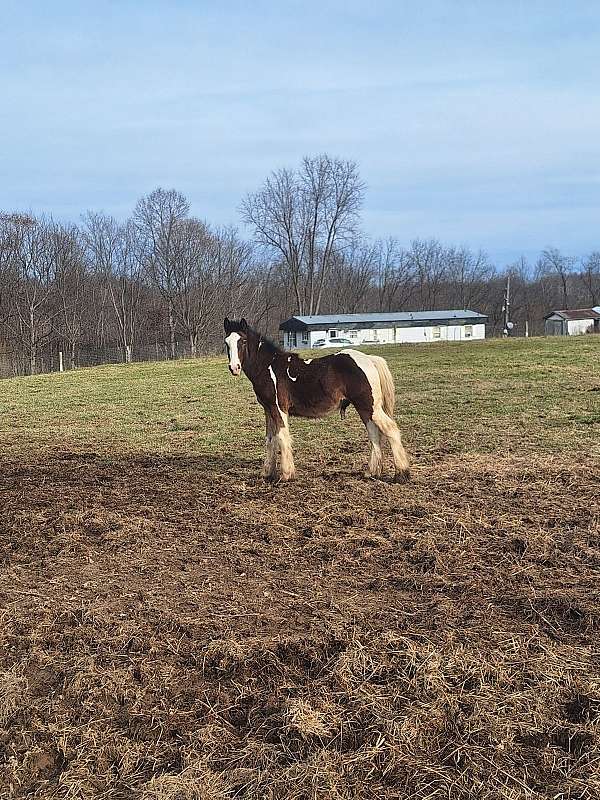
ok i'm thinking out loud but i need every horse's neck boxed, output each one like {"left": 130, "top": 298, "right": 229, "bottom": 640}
{"left": 243, "top": 335, "right": 277, "bottom": 382}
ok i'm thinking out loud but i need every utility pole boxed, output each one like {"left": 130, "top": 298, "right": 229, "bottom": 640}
{"left": 502, "top": 274, "right": 514, "bottom": 337}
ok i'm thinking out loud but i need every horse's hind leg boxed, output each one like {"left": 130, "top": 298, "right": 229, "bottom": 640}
{"left": 339, "top": 398, "right": 351, "bottom": 419}
{"left": 354, "top": 404, "right": 383, "bottom": 477}
{"left": 372, "top": 407, "right": 410, "bottom": 483}
{"left": 364, "top": 419, "right": 384, "bottom": 477}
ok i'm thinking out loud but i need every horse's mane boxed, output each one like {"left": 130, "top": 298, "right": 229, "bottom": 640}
{"left": 248, "top": 326, "right": 284, "bottom": 357}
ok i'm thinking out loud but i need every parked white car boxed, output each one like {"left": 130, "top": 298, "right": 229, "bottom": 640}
{"left": 313, "top": 337, "right": 353, "bottom": 348}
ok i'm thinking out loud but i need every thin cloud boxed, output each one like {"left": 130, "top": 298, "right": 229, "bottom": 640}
{"left": 1, "top": 1, "right": 599, "bottom": 261}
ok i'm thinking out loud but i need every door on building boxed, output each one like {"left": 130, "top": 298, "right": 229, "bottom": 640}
{"left": 545, "top": 320, "right": 563, "bottom": 336}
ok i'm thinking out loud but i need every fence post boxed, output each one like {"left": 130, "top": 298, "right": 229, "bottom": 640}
{"left": 58, "top": 351, "right": 64, "bottom": 373}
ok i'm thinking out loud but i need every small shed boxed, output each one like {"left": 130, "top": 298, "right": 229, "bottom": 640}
{"left": 279, "top": 309, "right": 487, "bottom": 350}
{"left": 544, "top": 308, "right": 600, "bottom": 336}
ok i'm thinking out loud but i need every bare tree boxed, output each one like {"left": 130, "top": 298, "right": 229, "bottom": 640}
{"left": 212, "top": 225, "right": 254, "bottom": 316}
{"left": 408, "top": 239, "right": 448, "bottom": 309}
{"left": 444, "top": 246, "right": 496, "bottom": 309}
{"left": 374, "top": 238, "right": 415, "bottom": 312}
{"left": 170, "top": 218, "right": 216, "bottom": 358}
{"left": 241, "top": 154, "right": 364, "bottom": 315}
{"left": 52, "top": 222, "right": 87, "bottom": 369}
{"left": 84, "top": 212, "right": 143, "bottom": 362}
{"left": 581, "top": 252, "right": 600, "bottom": 307}
{"left": 134, "top": 188, "right": 190, "bottom": 358}
{"left": 537, "top": 247, "right": 574, "bottom": 309}
{"left": 0, "top": 215, "right": 20, "bottom": 326}
{"left": 327, "top": 239, "right": 378, "bottom": 313}
{"left": 5, "top": 215, "right": 57, "bottom": 374}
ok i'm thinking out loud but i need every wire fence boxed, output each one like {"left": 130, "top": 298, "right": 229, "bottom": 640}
{"left": 0, "top": 341, "right": 213, "bottom": 380}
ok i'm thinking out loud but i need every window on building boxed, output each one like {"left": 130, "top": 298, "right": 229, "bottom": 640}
{"left": 349, "top": 330, "right": 358, "bottom": 339}
{"left": 288, "top": 332, "right": 297, "bottom": 347}
{"left": 301, "top": 331, "right": 309, "bottom": 344}
{"left": 465, "top": 325, "right": 473, "bottom": 338}
{"left": 328, "top": 329, "right": 338, "bottom": 338}
{"left": 432, "top": 326, "right": 441, "bottom": 339}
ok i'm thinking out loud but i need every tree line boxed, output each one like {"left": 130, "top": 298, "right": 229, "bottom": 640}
{"left": 1, "top": 154, "right": 599, "bottom": 376}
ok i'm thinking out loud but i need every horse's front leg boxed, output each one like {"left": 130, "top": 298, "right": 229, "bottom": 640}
{"left": 275, "top": 411, "right": 295, "bottom": 481}
{"left": 263, "top": 410, "right": 278, "bottom": 481}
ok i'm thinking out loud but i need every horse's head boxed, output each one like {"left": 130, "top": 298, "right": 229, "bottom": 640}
{"left": 224, "top": 317, "right": 248, "bottom": 376}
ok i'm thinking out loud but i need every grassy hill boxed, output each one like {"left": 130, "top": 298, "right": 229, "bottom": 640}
{"left": 0, "top": 336, "right": 599, "bottom": 799}
{"left": 1, "top": 335, "right": 599, "bottom": 460}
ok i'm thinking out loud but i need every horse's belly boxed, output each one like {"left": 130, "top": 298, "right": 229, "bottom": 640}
{"left": 289, "top": 397, "right": 340, "bottom": 419}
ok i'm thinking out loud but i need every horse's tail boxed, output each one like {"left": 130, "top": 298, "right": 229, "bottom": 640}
{"left": 369, "top": 355, "right": 395, "bottom": 416}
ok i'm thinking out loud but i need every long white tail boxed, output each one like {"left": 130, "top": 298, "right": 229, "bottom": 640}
{"left": 368, "top": 355, "right": 395, "bottom": 416}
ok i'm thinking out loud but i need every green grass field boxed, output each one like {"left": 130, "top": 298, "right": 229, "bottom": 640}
{"left": 1, "top": 335, "right": 599, "bottom": 800}
{"left": 1, "top": 335, "right": 598, "bottom": 462}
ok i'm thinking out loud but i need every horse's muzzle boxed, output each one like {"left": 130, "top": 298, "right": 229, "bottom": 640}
{"left": 229, "top": 365, "right": 241, "bottom": 376}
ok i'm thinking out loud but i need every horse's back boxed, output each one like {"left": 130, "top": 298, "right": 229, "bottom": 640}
{"left": 335, "top": 349, "right": 380, "bottom": 381}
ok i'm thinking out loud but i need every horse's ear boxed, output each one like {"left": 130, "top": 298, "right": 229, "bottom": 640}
{"left": 240, "top": 318, "right": 248, "bottom": 331}
{"left": 223, "top": 317, "right": 230, "bottom": 331}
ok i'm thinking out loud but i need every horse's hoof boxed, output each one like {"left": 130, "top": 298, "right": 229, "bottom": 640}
{"left": 394, "top": 469, "right": 411, "bottom": 484}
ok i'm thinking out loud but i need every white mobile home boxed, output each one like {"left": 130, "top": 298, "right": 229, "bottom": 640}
{"left": 279, "top": 310, "right": 487, "bottom": 350}
{"left": 544, "top": 308, "right": 600, "bottom": 336}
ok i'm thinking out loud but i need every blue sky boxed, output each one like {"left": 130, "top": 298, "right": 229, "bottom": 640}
{"left": 1, "top": 1, "right": 599, "bottom": 265}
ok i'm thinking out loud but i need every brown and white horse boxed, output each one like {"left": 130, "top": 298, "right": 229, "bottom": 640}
{"left": 224, "top": 318, "right": 410, "bottom": 483}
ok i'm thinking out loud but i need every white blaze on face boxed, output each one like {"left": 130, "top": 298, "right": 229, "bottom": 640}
{"left": 225, "top": 332, "right": 242, "bottom": 375}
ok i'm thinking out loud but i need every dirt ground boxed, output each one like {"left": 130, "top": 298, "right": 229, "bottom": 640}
{"left": 1, "top": 443, "right": 599, "bottom": 799}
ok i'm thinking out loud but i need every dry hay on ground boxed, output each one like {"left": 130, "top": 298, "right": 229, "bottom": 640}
{"left": 1, "top": 449, "right": 599, "bottom": 799}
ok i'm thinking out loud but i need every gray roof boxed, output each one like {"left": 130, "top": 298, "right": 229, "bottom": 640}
{"left": 280, "top": 309, "right": 487, "bottom": 330}
{"left": 544, "top": 308, "right": 600, "bottom": 321}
